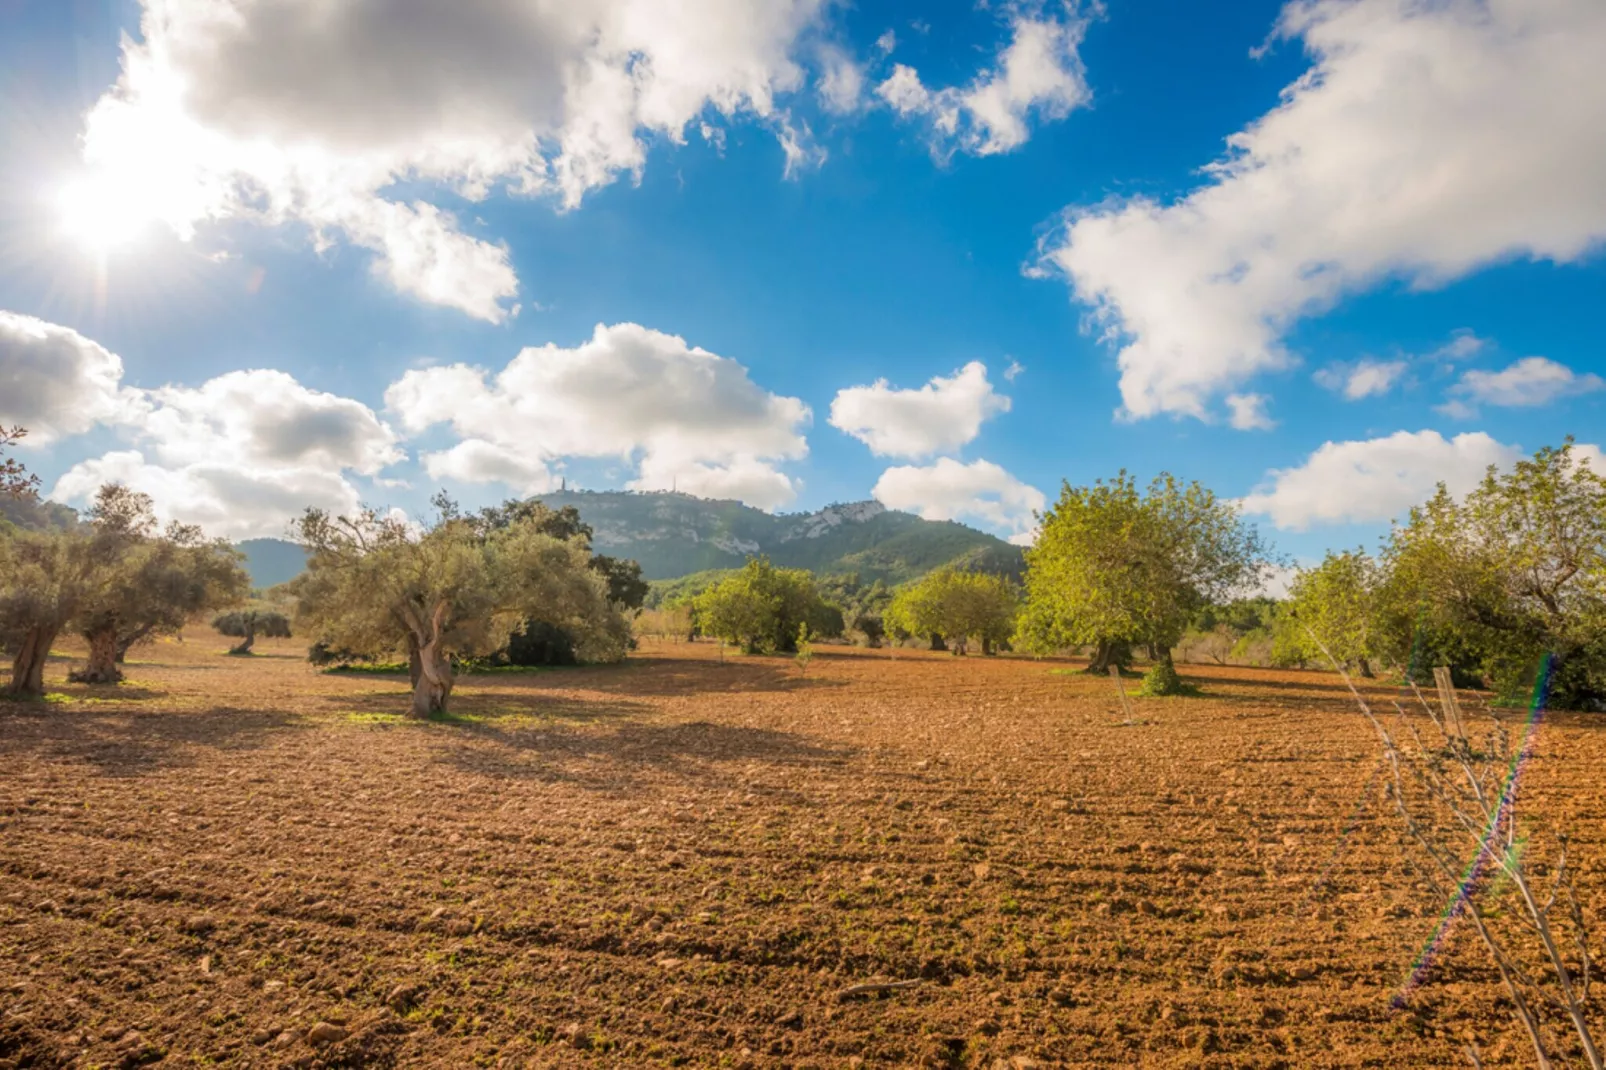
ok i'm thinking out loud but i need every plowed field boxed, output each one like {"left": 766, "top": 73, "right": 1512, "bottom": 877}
{"left": 2, "top": 635, "right": 1603, "bottom": 1068}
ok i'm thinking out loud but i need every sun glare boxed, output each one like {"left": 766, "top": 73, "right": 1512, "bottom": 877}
{"left": 57, "top": 174, "right": 155, "bottom": 254}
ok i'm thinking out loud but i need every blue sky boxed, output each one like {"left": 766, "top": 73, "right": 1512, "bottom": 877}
{"left": 1, "top": 0, "right": 1602, "bottom": 571}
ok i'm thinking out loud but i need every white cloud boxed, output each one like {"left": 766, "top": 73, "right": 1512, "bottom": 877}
{"left": 386, "top": 322, "right": 810, "bottom": 510}
{"left": 1449, "top": 356, "right": 1604, "bottom": 411}
{"left": 4, "top": 313, "right": 403, "bottom": 538}
{"left": 817, "top": 46, "right": 865, "bottom": 114}
{"left": 876, "top": 8, "right": 1090, "bottom": 157}
{"left": 872, "top": 457, "right": 1045, "bottom": 539}
{"left": 1239, "top": 430, "right": 1521, "bottom": 530}
{"left": 830, "top": 361, "right": 1010, "bottom": 458}
{"left": 51, "top": 450, "right": 364, "bottom": 542}
{"left": 138, "top": 369, "right": 403, "bottom": 475}
{"left": 72, "top": 0, "right": 836, "bottom": 321}
{"left": 1039, "top": 0, "right": 1606, "bottom": 421}
{"left": 875, "top": 30, "right": 897, "bottom": 55}
{"left": 1314, "top": 358, "right": 1409, "bottom": 400}
{"left": 1226, "top": 392, "right": 1275, "bottom": 430}
{"left": 633, "top": 454, "right": 798, "bottom": 511}
{"left": 0, "top": 311, "right": 141, "bottom": 442}
{"left": 1003, "top": 358, "right": 1025, "bottom": 382}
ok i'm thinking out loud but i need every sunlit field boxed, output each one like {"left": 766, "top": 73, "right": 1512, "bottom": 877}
{"left": 4, "top": 634, "right": 1603, "bottom": 1068}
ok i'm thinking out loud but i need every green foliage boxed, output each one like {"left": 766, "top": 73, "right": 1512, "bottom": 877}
{"left": 293, "top": 503, "right": 629, "bottom": 714}
{"left": 817, "top": 573, "right": 894, "bottom": 646}
{"left": 794, "top": 623, "right": 815, "bottom": 675}
{"left": 1, "top": 426, "right": 40, "bottom": 501}
{"left": 212, "top": 610, "right": 292, "bottom": 639}
{"left": 884, "top": 568, "right": 1019, "bottom": 654}
{"left": 1138, "top": 657, "right": 1188, "bottom": 696}
{"left": 693, "top": 557, "right": 843, "bottom": 654}
{"left": 1370, "top": 440, "right": 1606, "bottom": 708}
{"left": 1018, "top": 472, "right": 1269, "bottom": 663}
{"left": 1276, "top": 551, "right": 1378, "bottom": 673}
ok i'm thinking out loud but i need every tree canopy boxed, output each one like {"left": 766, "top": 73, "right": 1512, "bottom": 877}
{"left": 1367, "top": 441, "right": 1606, "bottom": 706}
{"left": 213, "top": 609, "right": 293, "bottom": 654}
{"left": 884, "top": 568, "right": 1019, "bottom": 654}
{"left": 1018, "top": 472, "right": 1268, "bottom": 691}
{"left": 69, "top": 485, "right": 250, "bottom": 683}
{"left": 1, "top": 426, "right": 39, "bottom": 502}
{"left": 1276, "top": 550, "right": 1379, "bottom": 676}
{"left": 293, "top": 504, "right": 628, "bottom": 715}
{"left": 693, "top": 557, "right": 843, "bottom": 654}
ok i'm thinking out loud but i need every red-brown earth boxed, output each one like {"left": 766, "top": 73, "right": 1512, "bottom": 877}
{"left": 2, "top": 634, "right": 1602, "bottom": 1068}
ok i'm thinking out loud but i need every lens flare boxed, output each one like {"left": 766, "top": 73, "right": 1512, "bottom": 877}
{"left": 1391, "top": 653, "right": 1555, "bottom": 1008}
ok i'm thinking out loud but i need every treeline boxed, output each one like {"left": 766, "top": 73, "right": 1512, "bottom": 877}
{"left": 4, "top": 427, "right": 1602, "bottom": 711}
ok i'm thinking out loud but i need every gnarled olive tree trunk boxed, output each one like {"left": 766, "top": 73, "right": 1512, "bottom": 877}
{"left": 229, "top": 617, "right": 257, "bottom": 656}
{"left": 9, "top": 626, "right": 57, "bottom": 697}
{"left": 69, "top": 628, "right": 124, "bottom": 685}
{"left": 406, "top": 602, "right": 454, "bottom": 717}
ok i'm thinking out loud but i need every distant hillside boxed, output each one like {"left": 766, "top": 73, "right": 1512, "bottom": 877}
{"left": 537, "top": 490, "right": 1024, "bottom": 583}
{"left": 223, "top": 492, "right": 1025, "bottom": 589}
{"left": 237, "top": 538, "right": 308, "bottom": 589}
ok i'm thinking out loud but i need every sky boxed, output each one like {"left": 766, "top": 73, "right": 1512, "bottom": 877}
{"left": 1, "top": 0, "right": 1602, "bottom": 571}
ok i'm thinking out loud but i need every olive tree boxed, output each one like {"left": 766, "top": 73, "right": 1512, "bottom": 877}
{"left": 70, "top": 485, "right": 250, "bottom": 683}
{"left": 0, "top": 530, "right": 92, "bottom": 696}
{"left": 1018, "top": 472, "right": 1269, "bottom": 693}
{"left": 212, "top": 610, "right": 292, "bottom": 655}
{"left": 294, "top": 506, "right": 628, "bottom": 716}
{"left": 1, "top": 426, "right": 39, "bottom": 501}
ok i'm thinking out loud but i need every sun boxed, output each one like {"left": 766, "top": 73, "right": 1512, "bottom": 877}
{"left": 56, "top": 173, "right": 156, "bottom": 254}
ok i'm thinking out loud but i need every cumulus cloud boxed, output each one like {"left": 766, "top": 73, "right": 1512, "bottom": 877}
{"left": 386, "top": 322, "right": 811, "bottom": 510}
{"left": 1239, "top": 430, "right": 1522, "bottom": 530}
{"left": 876, "top": 7, "right": 1091, "bottom": 156}
{"left": 0, "top": 311, "right": 142, "bottom": 442}
{"left": 51, "top": 450, "right": 365, "bottom": 542}
{"left": 5, "top": 312, "right": 402, "bottom": 538}
{"left": 871, "top": 457, "right": 1045, "bottom": 540}
{"left": 817, "top": 46, "right": 865, "bottom": 114}
{"left": 1447, "top": 356, "right": 1604, "bottom": 413}
{"left": 1226, "top": 392, "right": 1275, "bottom": 430}
{"left": 72, "top": 0, "right": 836, "bottom": 320}
{"left": 1314, "top": 358, "right": 1409, "bottom": 400}
{"left": 1039, "top": 0, "right": 1606, "bottom": 422}
{"left": 829, "top": 361, "right": 1010, "bottom": 458}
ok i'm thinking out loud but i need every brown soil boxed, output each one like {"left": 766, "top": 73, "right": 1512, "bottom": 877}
{"left": 1, "top": 634, "right": 1602, "bottom": 1068}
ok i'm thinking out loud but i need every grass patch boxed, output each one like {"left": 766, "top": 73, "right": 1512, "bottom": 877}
{"left": 324, "top": 662, "right": 409, "bottom": 675}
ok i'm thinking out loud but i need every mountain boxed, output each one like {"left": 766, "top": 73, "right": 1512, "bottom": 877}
{"left": 225, "top": 491, "right": 1025, "bottom": 588}
{"left": 236, "top": 537, "right": 308, "bottom": 589}
{"left": 537, "top": 490, "right": 1024, "bottom": 582}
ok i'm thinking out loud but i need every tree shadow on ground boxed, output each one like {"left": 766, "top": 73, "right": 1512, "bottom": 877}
{"left": 434, "top": 715, "right": 856, "bottom": 796}
{"left": 324, "top": 688, "right": 652, "bottom": 726}
{"left": 533, "top": 656, "right": 846, "bottom": 699}
{"left": 0, "top": 705, "right": 306, "bottom": 778}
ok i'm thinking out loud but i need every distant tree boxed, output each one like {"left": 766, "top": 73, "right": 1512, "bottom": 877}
{"left": 819, "top": 573, "right": 893, "bottom": 647}
{"left": 885, "top": 569, "right": 1019, "bottom": 655}
{"left": 213, "top": 609, "right": 293, "bottom": 655}
{"left": 1, "top": 426, "right": 39, "bottom": 501}
{"left": 1019, "top": 472, "right": 1268, "bottom": 692}
{"left": 694, "top": 557, "right": 842, "bottom": 654}
{"left": 70, "top": 485, "right": 250, "bottom": 683}
{"left": 1275, "top": 550, "right": 1379, "bottom": 677}
{"left": 294, "top": 506, "right": 627, "bottom": 716}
